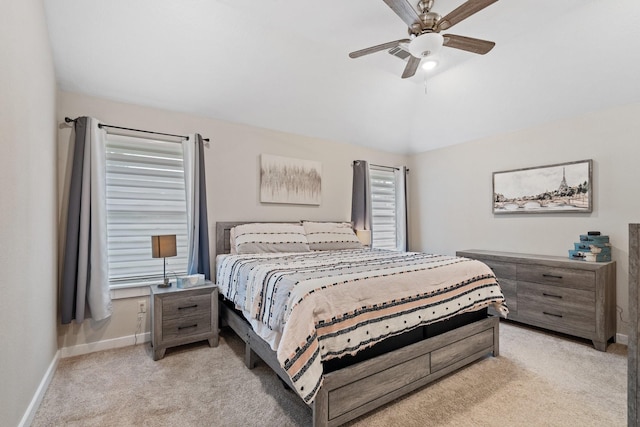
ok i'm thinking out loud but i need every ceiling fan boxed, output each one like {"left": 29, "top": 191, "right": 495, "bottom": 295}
{"left": 349, "top": 0, "right": 498, "bottom": 79}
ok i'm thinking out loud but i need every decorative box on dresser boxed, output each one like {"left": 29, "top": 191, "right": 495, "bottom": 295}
{"left": 150, "top": 282, "right": 219, "bottom": 360}
{"left": 456, "top": 250, "right": 616, "bottom": 351}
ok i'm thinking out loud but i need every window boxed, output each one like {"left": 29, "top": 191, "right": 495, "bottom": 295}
{"left": 369, "top": 165, "right": 407, "bottom": 251}
{"left": 105, "top": 134, "right": 188, "bottom": 287}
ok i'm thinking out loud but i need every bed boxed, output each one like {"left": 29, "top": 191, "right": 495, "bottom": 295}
{"left": 215, "top": 221, "right": 507, "bottom": 427}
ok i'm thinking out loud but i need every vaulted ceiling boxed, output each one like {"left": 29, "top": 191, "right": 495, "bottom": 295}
{"left": 44, "top": 0, "right": 640, "bottom": 154}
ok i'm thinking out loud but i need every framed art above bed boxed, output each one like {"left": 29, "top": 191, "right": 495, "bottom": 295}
{"left": 260, "top": 154, "right": 322, "bottom": 205}
{"left": 493, "top": 159, "right": 592, "bottom": 214}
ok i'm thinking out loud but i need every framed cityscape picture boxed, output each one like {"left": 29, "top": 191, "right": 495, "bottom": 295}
{"left": 493, "top": 159, "right": 592, "bottom": 214}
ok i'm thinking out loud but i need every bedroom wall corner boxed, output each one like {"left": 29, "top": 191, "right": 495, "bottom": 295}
{"left": 0, "top": 0, "right": 59, "bottom": 426}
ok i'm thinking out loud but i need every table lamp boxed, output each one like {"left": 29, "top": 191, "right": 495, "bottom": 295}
{"left": 151, "top": 234, "right": 177, "bottom": 288}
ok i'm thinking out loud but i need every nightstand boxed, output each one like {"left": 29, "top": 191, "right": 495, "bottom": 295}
{"left": 150, "top": 282, "right": 219, "bottom": 360}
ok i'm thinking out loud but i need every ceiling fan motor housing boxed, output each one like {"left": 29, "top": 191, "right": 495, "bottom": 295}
{"left": 420, "top": 12, "right": 441, "bottom": 31}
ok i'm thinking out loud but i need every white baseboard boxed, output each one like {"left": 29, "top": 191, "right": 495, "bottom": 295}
{"left": 616, "top": 333, "right": 628, "bottom": 346}
{"left": 18, "top": 350, "right": 60, "bottom": 427}
{"left": 60, "top": 332, "right": 150, "bottom": 359}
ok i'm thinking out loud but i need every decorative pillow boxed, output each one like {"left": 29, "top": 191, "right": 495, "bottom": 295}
{"left": 233, "top": 223, "right": 310, "bottom": 254}
{"left": 302, "top": 221, "right": 363, "bottom": 251}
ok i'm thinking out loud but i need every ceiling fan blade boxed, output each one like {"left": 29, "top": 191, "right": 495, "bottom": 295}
{"left": 349, "top": 38, "right": 410, "bottom": 58}
{"left": 401, "top": 56, "right": 420, "bottom": 79}
{"left": 437, "top": 0, "right": 498, "bottom": 31}
{"left": 443, "top": 34, "right": 495, "bottom": 54}
{"left": 383, "top": 0, "right": 421, "bottom": 27}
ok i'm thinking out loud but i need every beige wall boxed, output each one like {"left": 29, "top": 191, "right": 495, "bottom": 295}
{"left": 0, "top": 0, "right": 58, "bottom": 425}
{"left": 409, "top": 102, "right": 640, "bottom": 336}
{"left": 56, "top": 90, "right": 409, "bottom": 349}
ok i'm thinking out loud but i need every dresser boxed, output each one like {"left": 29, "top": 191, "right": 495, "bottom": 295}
{"left": 456, "top": 250, "right": 616, "bottom": 351}
{"left": 150, "top": 283, "right": 219, "bottom": 360}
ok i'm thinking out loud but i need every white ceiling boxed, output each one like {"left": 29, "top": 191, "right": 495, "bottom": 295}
{"left": 44, "top": 0, "right": 640, "bottom": 154}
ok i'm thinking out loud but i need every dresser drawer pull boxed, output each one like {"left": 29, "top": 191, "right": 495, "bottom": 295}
{"left": 542, "top": 274, "right": 563, "bottom": 279}
{"left": 178, "top": 324, "right": 198, "bottom": 330}
{"left": 542, "top": 293, "right": 563, "bottom": 299}
{"left": 543, "top": 312, "right": 563, "bottom": 318}
{"left": 178, "top": 304, "right": 198, "bottom": 310}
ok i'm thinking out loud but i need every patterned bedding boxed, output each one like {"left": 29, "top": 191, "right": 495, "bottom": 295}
{"left": 216, "top": 249, "right": 507, "bottom": 404}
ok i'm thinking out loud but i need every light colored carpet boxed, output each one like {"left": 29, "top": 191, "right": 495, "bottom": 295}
{"left": 32, "top": 322, "right": 626, "bottom": 427}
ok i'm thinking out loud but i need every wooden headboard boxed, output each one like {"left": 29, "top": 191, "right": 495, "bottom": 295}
{"left": 216, "top": 221, "right": 250, "bottom": 255}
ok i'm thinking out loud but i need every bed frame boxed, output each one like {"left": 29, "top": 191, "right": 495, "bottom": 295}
{"left": 215, "top": 222, "right": 500, "bottom": 427}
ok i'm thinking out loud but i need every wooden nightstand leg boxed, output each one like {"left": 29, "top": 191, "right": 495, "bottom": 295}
{"left": 208, "top": 336, "right": 219, "bottom": 347}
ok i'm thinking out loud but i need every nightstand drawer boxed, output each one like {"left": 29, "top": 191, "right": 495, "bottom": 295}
{"left": 162, "top": 313, "right": 212, "bottom": 341}
{"left": 162, "top": 293, "right": 211, "bottom": 320}
{"left": 517, "top": 264, "right": 595, "bottom": 291}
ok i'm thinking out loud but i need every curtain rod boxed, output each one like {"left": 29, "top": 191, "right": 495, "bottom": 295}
{"left": 64, "top": 117, "right": 210, "bottom": 142}
{"left": 353, "top": 161, "right": 409, "bottom": 173}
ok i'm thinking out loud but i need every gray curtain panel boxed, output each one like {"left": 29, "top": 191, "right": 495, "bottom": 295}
{"left": 186, "top": 134, "right": 211, "bottom": 279}
{"left": 60, "top": 117, "right": 88, "bottom": 324}
{"left": 396, "top": 166, "right": 409, "bottom": 251}
{"left": 60, "top": 117, "right": 111, "bottom": 324}
{"left": 351, "top": 160, "right": 372, "bottom": 232}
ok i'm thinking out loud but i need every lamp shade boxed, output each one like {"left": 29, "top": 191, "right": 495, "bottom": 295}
{"left": 408, "top": 33, "right": 444, "bottom": 58}
{"left": 356, "top": 229, "right": 372, "bottom": 246}
{"left": 151, "top": 235, "right": 177, "bottom": 258}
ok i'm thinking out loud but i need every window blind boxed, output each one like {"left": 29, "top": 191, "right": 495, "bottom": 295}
{"left": 105, "top": 134, "right": 188, "bottom": 284}
{"left": 369, "top": 166, "right": 397, "bottom": 250}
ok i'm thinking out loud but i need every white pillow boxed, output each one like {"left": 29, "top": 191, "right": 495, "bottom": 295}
{"left": 302, "top": 221, "right": 362, "bottom": 251}
{"left": 233, "top": 223, "right": 310, "bottom": 254}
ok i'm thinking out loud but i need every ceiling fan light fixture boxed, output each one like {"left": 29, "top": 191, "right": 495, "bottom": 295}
{"left": 408, "top": 32, "right": 443, "bottom": 58}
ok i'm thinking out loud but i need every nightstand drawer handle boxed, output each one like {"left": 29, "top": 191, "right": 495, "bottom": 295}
{"left": 542, "top": 293, "right": 562, "bottom": 299}
{"left": 178, "top": 304, "right": 198, "bottom": 310}
{"left": 542, "top": 274, "right": 563, "bottom": 279}
{"left": 178, "top": 324, "right": 198, "bottom": 330}
{"left": 543, "top": 312, "right": 563, "bottom": 318}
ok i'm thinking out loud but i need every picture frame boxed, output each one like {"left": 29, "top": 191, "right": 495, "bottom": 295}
{"left": 260, "top": 154, "right": 322, "bottom": 205}
{"left": 493, "top": 159, "right": 592, "bottom": 214}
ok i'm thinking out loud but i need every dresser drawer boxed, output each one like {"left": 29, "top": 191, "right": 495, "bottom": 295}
{"left": 483, "top": 260, "right": 516, "bottom": 280}
{"left": 162, "top": 313, "right": 212, "bottom": 341}
{"left": 162, "top": 293, "right": 211, "bottom": 320}
{"left": 497, "top": 278, "right": 517, "bottom": 313}
{"left": 516, "top": 264, "right": 595, "bottom": 291}
{"left": 517, "top": 282, "right": 595, "bottom": 335}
